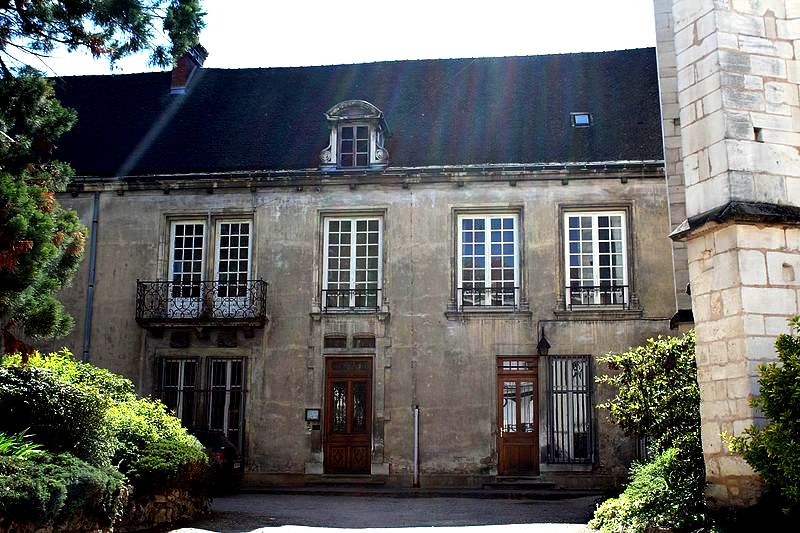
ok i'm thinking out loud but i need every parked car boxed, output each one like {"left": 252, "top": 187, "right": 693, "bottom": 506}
{"left": 191, "top": 430, "right": 244, "bottom": 492}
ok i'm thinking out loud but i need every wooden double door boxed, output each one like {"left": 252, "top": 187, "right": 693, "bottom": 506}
{"left": 324, "top": 358, "right": 372, "bottom": 474}
{"left": 497, "top": 357, "right": 539, "bottom": 475}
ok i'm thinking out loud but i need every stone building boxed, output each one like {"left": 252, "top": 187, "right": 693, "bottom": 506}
{"left": 49, "top": 47, "right": 679, "bottom": 488}
{"left": 653, "top": 0, "right": 800, "bottom": 506}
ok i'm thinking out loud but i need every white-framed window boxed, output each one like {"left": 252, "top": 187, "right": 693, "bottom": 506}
{"left": 159, "top": 358, "right": 197, "bottom": 427}
{"left": 167, "top": 219, "right": 252, "bottom": 317}
{"left": 548, "top": 355, "right": 593, "bottom": 464}
{"left": 564, "top": 211, "right": 628, "bottom": 307}
{"left": 339, "top": 124, "right": 370, "bottom": 168}
{"left": 169, "top": 221, "right": 206, "bottom": 316}
{"left": 457, "top": 213, "right": 520, "bottom": 308}
{"left": 322, "top": 217, "right": 383, "bottom": 310}
{"left": 213, "top": 220, "right": 252, "bottom": 316}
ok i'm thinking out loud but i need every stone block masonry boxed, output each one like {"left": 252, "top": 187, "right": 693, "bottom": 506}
{"left": 687, "top": 223, "right": 799, "bottom": 504}
{"left": 656, "top": 0, "right": 800, "bottom": 506}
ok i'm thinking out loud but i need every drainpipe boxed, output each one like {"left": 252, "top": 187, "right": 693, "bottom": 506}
{"left": 413, "top": 405, "right": 420, "bottom": 487}
{"left": 82, "top": 192, "right": 99, "bottom": 362}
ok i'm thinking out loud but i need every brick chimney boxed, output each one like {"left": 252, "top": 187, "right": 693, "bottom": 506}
{"left": 170, "top": 44, "right": 208, "bottom": 95}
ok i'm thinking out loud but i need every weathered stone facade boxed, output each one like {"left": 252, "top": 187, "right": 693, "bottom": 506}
{"left": 52, "top": 167, "right": 677, "bottom": 489}
{"left": 655, "top": 0, "right": 800, "bottom": 506}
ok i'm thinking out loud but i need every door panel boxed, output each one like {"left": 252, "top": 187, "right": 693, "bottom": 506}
{"left": 325, "top": 358, "right": 372, "bottom": 474}
{"left": 497, "top": 358, "right": 539, "bottom": 475}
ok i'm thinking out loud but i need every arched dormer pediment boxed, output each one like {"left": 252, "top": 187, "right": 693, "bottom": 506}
{"left": 320, "top": 100, "right": 389, "bottom": 171}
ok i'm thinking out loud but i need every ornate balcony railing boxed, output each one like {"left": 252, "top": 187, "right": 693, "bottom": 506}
{"left": 136, "top": 279, "right": 268, "bottom": 327}
{"left": 321, "top": 287, "right": 382, "bottom": 312}
{"left": 457, "top": 286, "right": 521, "bottom": 310}
{"left": 565, "top": 285, "right": 629, "bottom": 309}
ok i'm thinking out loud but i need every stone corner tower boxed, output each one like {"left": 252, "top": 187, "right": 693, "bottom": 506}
{"left": 654, "top": 0, "right": 800, "bottom": 506}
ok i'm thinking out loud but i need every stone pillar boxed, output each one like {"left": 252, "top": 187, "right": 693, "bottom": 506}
{"left": 654, "top": 0, "right": 800, "bottom": 506}
{"left": 654, "top": 0, "right": 693, "bottom": 314}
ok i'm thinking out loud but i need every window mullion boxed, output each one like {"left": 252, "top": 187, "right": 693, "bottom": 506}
{"left": 592, "top": 215, "right": 601, "bottom": 304}
{"left": 484, "top": 216, "right": 491, "bottom": 306}
{"left": 350, "top": 221, "right": 357, "bottom": 307}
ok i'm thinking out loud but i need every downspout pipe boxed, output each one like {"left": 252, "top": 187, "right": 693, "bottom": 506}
{"left": 82, "top": 192, "right": 99, "bottom": 362}
{"left": 413, "top": 405, "right": 420, "bottom": 488}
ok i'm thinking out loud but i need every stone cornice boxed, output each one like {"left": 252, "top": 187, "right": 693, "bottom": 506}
{"left": 670, "top": 201, "right": 800, "bottom": 242}
{"left": 64, "top": 160, "right": 665, "bottom": 195}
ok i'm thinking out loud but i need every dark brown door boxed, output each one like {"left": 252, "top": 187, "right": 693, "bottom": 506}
{"left": 324, "top": 358, "right": 372, "bottom": 474}
{"left": 497, "top": 358, "right": 539, "bottom": 475}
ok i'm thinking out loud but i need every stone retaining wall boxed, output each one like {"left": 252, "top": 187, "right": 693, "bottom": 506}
{"left": 0, "top": 486, "right": 209, "bottom": 533}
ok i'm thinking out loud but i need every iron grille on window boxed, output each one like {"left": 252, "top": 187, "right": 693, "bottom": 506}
{"left": 548, "top": 355, "right": 593, "bottom": 464}
{"left": 156, "top": 357, "right": 247, "bottom": 452}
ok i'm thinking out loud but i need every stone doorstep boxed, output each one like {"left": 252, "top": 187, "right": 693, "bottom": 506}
{"left": 238, "top": 485, "right": 601, "bottom": 500}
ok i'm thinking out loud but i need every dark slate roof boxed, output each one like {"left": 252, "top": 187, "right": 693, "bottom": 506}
{"left": 53, "top": 48, "right": 663, "bottom": 177}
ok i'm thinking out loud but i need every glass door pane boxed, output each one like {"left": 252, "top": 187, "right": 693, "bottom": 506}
{"left": 519, "top": 381, "right": 535, "bottom": 433}
{"left": 503, "top": 381, "right": 517, "bottom": 432}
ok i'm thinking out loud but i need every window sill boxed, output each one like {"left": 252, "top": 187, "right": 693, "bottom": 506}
{"left": 553, "top": 306, "right": 643, "bottom": 320}
{"left": 445, "top": 306, "right": 532, "bottom": 320}
{"left": 310, "top": 308, "right": 390, "bottom": 321}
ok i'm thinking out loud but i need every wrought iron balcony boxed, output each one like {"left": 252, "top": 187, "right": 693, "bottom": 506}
{"left": 321, "top": 287, "right": 382, "bottom": 312}
{"left": 565, "top": 285, "right": 629, "bottom": 309}
{"left": 456, "top": 286, "right": 521, "bottom": 310}
{"left": 136, "top": 279, "right": 268, "bottom": 327}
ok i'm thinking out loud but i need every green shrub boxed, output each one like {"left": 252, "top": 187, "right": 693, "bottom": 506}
{"left": 0, "top": 429, "right": 43, "bottom": 459}
{"left": 108, "top": 396, "right": 204, "bottom": 473}
{"left": 1, "top": 350, "right": 135, "bottom": 402}
{"left": 596, "top": 330, "right": 701, "bottom": 459}
{"left": 593, "top": 330, "right": 707, "bottom": 530}
{"left": 728, "top": 315, "right": 800, "bottom": 507}
{"left": 589, "top": 447, "right": 707, "bottom": 532}
{"left": 127, "top": 440, "right": 209, "bottom": 497}
{"left": 0, "top": 451, "right": 125, "bottom": 526}
{"left": 0, "top": 365, "right": 115, "bottom": 465}
{"left": 0, "top": 350, "right": 210, "bottom": 505}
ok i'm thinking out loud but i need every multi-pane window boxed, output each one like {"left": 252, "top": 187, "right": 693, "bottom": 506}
{"left": 208, "top": 359, "right": 245, "bottom": 449}
{"left": 323, "top": 217, "right": 382, "bottom": 310}
{"left": 548, "top": 356, "right": 593, "bottom": 464}
{"left": 457, "top": 214, "right": 519, "bottom": 307}
{"left": 168, "top": 220, "right": 252, "bottom": 317}
{"left": 159, "top": 359, "right": 197, "bottom": 428}
{"left": 339, "top": 125, "right": 370, "bottom": 167}
{"left": 564, "top": 212, "right": 628, "bottom": 307}
{"left": 170, "top": 222, "right": 205, "bottom": 306}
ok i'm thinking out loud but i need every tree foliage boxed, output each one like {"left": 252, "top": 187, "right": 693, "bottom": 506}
{"left": 0, "top": 1, "right": 205, "bottom": 350}
{"left": 728, "top": 315, "right": 800, "bottom": 507}
{"left": 596, "top": 330, "right": 701, "bottom": 460}
{"left": 591, "top": 331, "right": 708, "bottom": 532}
{"left": 0, "top": 1, "right": 205, "bottom": 74}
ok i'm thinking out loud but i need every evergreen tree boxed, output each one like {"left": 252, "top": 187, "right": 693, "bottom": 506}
{"left": 0, "top": 1, "right": 205, "bottom": 353}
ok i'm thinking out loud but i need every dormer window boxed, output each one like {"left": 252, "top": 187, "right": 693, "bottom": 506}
{"left": 320, "top": 100, "right": 389, "bottom": 171}
{"left": 340, "top": 125, "right": 370, "bottom": 167}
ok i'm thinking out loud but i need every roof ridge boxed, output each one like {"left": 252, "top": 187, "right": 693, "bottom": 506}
{"left": 201, "top": 47, "right": 656, "bottom": 72}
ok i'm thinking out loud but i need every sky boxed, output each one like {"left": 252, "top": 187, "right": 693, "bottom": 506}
{"left": 14, "top": 0, "right": 657, "bottom": 77}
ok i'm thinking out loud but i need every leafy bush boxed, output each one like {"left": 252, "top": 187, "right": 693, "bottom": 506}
{"left": 0, "top": 451, "right": 125, "bottom": 526}
{"left": 0, "top": 365, "right": 115, "bottom": 465}
{"left": 0, "top": 429, "right": 43, "bottom": 459}
{"left": 0, "top": 349, "right": 210, "bottom": 519}
{"left": 128, "top": 440, "right": 209, "bottom": 496}
{"left": 592, "top": 331, "right": 707, "bottom": 531}
{"left": 589, "top": 447, "right": 707, "bottom": 532}
{"left": 728, "top": 315, "right": 800, "bottom": 507}
{"left": 108, "top": 396, "right": 204, "bottom": 473}
{"left": 596, "top": 330, "right": 701, "bottom": 459}
{"left": 2, "top": 350, "right": 135, "bottom": 402}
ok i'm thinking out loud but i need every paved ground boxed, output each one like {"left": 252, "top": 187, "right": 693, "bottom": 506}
{"left": 171, "top": 494, "right": 596, "bottom": 533}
